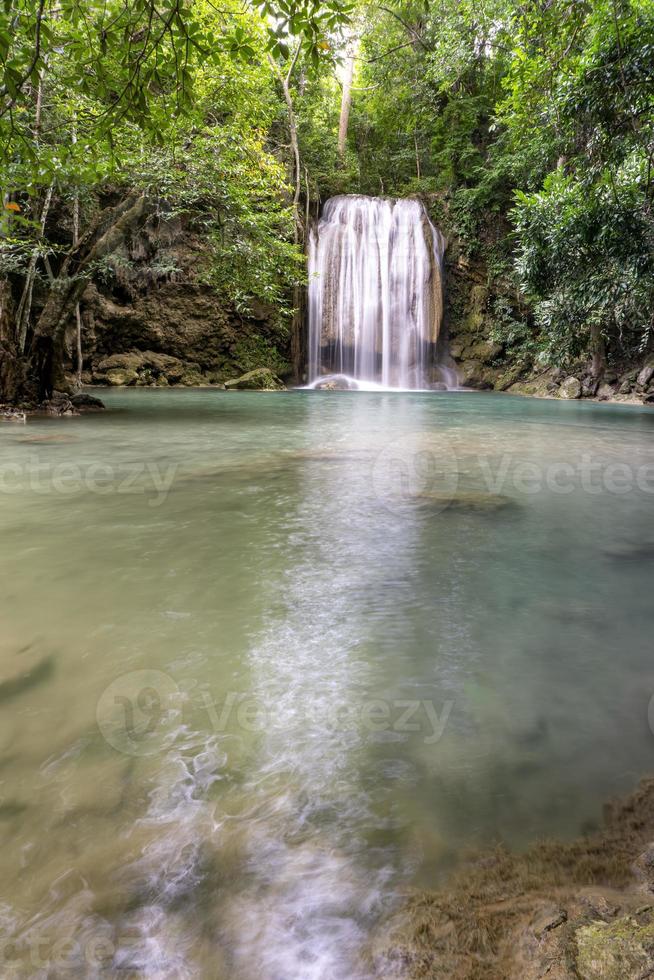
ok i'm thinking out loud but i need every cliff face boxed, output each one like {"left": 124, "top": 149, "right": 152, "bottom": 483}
{"left": 69, "top": 213, "right": 292, "bottom": 387}
{"left": 443, "top": 245, "right": 654, "bottom": 405}
{"left": 70, "top": 201, "right": 653, "bottom": 402}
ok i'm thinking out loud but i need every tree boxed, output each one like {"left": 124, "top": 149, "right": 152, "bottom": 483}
{"left": 0, "top": 0, "right": 351, "bottom": 403}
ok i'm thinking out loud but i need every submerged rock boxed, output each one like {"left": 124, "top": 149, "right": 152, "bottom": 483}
{"left": 0, "top": 646, "right": 54, "bottom": 704}
{"left": 225, "top": 368, "right": 286, "bottom": 391}
{"left": 70, "top": 392, "right": 105, "bottom": 411}
{"left": 415, "top": 490, "right": 516, "bottom": 512}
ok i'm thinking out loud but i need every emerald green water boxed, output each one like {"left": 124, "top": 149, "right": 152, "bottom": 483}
{"left": 1, "top": 388, "right": 653, "bottom": 977}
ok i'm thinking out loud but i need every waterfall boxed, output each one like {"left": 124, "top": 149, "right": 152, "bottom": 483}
{"left": 307, "top": 195, "right": 447, "bottom": 390}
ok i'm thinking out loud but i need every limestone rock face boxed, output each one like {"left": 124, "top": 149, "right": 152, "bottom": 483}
{"left": 224, "top": 368, "right": 286, "bottom": 391}
{"left": 71, "top": 213, "right": 292, "bottom": 385}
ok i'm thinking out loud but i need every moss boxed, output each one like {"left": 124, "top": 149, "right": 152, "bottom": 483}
{"left": 224, "top": 368, "right": 286, "bottom": 391}
{"left": 575, "top": 915, "right": 654, "bottom": 979}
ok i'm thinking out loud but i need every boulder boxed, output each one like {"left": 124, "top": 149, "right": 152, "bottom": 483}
{"left": 596, "top": 383, "right": 615, "bottom": 402}
{"left": 106, "top": 368, "right": 138, "bottom": 387}
{"left": 458, "top": 360, "right": 493, "bottom": 390}
{"left": 637, "top": 362, "right": 654, "bottom": 389}
{"left": 225, "top": 368, "right": 286, "bottom": 391}
{"left": 619, "top": 369, "right": 638, "bottom": 395}
{"left": 466, "top": 339, "right": 503, "bottom": 363}
{"left": 93, "top": 350, "right": 204, "bottom": 387}
{"left": 70, "top": 392, "right": 105, "bottom": 411}
{"left": 558, "top": 376, "right": 582, "bottom": 399}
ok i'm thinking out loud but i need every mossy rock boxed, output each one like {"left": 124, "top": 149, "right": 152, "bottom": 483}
{"left": 575, "top": 913, "right": 654, "bottom": 979}
{"left": 94, "top": 349, "right": 204, "bottom": 386}
{"left": 225, "top": 368, "right": 286, "bottom": 391}
{"left": 106, "top": 368, "right": 138, "bottom": 386}
{"left": 558, "top": 376, "right": 582, "bottom": 399}
{"left": 415, "top": 490, "right": 516, "bottom": 512}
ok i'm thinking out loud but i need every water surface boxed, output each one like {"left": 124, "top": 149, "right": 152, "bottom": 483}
{"left": 1, "top": 388, "right": 653, "bottom": 977}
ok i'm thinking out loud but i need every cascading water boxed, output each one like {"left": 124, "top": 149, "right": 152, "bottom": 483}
{"left": 307, "top": 195, "right": 449, "bottom": 390}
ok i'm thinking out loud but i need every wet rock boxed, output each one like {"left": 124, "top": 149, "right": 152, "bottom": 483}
{"left": 70, "top": 392, "right": 105, "bottom": 411}
{"left": 558, "top": 376, "right": 582, "bottom": 399}
{"left": 1, "top": 407, "right": 27, "bottom": 422}
{"left": 0, "top": 646, "right": 55, "bottom": 704}
{"left": 313, "top": 375, "right": 359, "bottom": 390}
{"left": 225, "top": 368, "right": 286, "bottom": 391}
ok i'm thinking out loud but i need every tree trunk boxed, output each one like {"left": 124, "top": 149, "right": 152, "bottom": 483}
{"left": 338, "top": 45, "right": 356, "bottom": 159}
{"left": 27, "top": 191, "right": 147, "bottom": 400}
{"left": 590, "top": 322, "right": 606, "bottom": 378}
{"left": 15, "top": 182, "right": 54, "bottom": 352}
{"left": 0, "top": 278, "right": 25, "bottom": 404}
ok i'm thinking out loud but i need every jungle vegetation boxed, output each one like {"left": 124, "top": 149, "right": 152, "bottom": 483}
{"left": 1, "top": 0, "right": 653, "bottom": 401}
